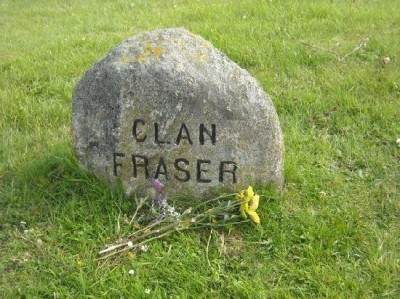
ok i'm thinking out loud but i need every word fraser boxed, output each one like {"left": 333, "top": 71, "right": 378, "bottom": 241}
{"left": 113, "top": 154, "right": 237, "bottom": 183}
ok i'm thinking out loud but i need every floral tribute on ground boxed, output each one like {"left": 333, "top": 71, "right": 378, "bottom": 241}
{"left": 98, "top": 180, "right": 261, "bottom": 259}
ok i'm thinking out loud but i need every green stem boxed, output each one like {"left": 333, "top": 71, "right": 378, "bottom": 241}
{"left": 191, "top": 193, "right": 236, "bottom": 212}
{"left": 98, "top": 196, "right": 247, "bottom": 259}
{"left": 125, "top": 218, "right": 167, "bottom": 239}
{"left": 129, "top": 197, "right": 148, "bottom": 225}
{"left": 99, "top": 220, "right": 180, "bottom": 256}
{"left": 97, "top": 229, "right": 176, "bottom": 260}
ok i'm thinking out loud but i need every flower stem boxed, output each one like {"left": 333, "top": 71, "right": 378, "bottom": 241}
{"left": 191, "top": 193, "right": 236, "bottom": 212}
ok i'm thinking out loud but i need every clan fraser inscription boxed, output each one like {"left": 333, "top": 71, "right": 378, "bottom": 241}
{"left": 72, "top": 28, "right": 284, "bottom": 197}
{"left": 113, "top": 120, "right": 237, "bottom": 184}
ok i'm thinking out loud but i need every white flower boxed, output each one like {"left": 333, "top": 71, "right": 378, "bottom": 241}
{"left": 145, "top": 288, "right": 151, "bottom": 294}
{"left": 162, "top": 203, "right": 181, "bottom": 219}
{"left": 127, "top": 241, "right": 134, "bottom": 248}
{"left": 140, "top": 244, "right": 149, "bottom": 252}
{"left": 128, "top": 269, "right": 135, "bottom": 275}
{"left": 182, "top": 207, "right": 192, "bottom": 215}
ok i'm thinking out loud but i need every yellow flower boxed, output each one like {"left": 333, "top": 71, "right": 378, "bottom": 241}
{"left": 239, "top": 201, "right": 249, "bottom": 219}
{"left": 236, "top": 191, "right": 245, "bottom": 200}
{"left": 76, "top": 259, "right": 84, "bottom": 267}
{"left": 245, "top": 186, "right": 254, "bottom": 200}
{"left": 237, "top": 186, "right": 261, "bottom": 224}
{"left": 249, "top": 194, "right": 259, "bottom": 211}
{"left": 236, "top": 186, "right": 254, "bottom": 201}
{"left": 247, "top": 210, "right": 260, "bottom": 224}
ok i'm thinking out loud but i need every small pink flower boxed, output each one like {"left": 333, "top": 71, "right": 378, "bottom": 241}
{"left": 152, "top": 179, "right": 164, "bottom": 192}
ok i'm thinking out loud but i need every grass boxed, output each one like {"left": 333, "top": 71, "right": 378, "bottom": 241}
{"left": 1, "top": 0, "right": 399, "bottom": 297}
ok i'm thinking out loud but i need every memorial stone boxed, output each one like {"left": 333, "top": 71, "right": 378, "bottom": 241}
{"left": 72, "top": 28, "right": 284, "bottom": 197}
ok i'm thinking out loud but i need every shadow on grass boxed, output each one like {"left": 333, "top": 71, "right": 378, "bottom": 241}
{"left": 1, "top": 144, "right": 132, "bottom": 226}
{"left": 0, "top": 143, "right": 285, "bottom": 254}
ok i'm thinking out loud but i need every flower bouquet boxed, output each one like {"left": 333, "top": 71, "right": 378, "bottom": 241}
{"left": 99, "top": 180, "right": 261, "bottom": 259}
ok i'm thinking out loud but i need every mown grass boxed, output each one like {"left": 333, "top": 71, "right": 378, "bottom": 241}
{"left": 1, "top": 0, "right": 399, "bottom": 297}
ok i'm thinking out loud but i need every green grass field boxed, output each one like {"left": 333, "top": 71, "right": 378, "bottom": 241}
{"left": 1, "top": 0, "right": 399, "bottom": 297}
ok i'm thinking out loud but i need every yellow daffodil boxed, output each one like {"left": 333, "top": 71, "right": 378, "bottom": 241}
{"left": 236, "top": 186, "right": 261, "bottom": 224}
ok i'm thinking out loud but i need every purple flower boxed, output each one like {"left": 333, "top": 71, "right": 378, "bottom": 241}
{"left": 150, "top": 193, "right": 167, "bottom": 208}
{"left": 156, "top": 194, "right": 167, "bottom": 206}
{"left": 152, "top": 179, "right": 164, "bottom": 192}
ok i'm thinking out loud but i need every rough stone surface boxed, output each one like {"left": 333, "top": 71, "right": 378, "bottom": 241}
{"left": 72, "top": 28, "right": 284, "bottom": 197}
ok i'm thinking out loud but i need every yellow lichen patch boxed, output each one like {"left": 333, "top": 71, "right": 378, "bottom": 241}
{"left": 196, "top": 50, "right": 209, "bottom": 62}
{"left": 201, "top": 40, "right": 211, "bottom": 48}
{"left": 135, "top": 42, "right": 165, "bottom": 63}
{"left": 142, "top": 42, "right": 153, "bottom": 56}
{"left": 153, "top": 46, "right": 164, "bottom": 57}
{"left": 121, "top": 54, "right": 134, "bottom": 64}
{"left": 136, "top": 54, "right": 146, "bottom": 63}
